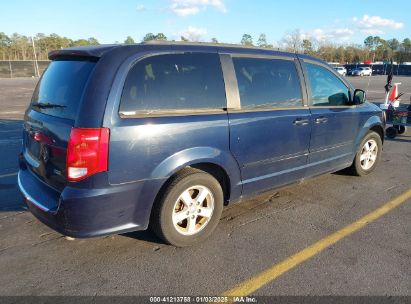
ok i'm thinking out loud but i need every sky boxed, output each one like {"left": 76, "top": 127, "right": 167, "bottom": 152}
{"left": 1, "top": 0, "right": 410, "bottom": 45}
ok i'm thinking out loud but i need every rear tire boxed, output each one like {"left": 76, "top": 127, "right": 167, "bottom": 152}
{"left": 150, "top": 168, "right": 223, "bottom": 247}
{"left": 386, "top": 126, "right": 398, "bottom": 139}
{"left": 394, "top": 125, "right": 407, "bottom": 135}
{"left": 349, "top": 131, "right": 382, "bottom": 176}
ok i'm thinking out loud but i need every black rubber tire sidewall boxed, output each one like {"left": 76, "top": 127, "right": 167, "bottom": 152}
{"left": 150, "top": 169, "right": 223, "bottom": 247}
{"left": 386, "top": 127, "right": 398, "bottom": 139}
{"left": 394, "top": 125, "right": 407, "bottom": 135}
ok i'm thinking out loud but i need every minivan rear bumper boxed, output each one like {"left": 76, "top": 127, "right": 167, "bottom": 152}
{"left": 18, "top": 168, "right": 163, "bottom": 238}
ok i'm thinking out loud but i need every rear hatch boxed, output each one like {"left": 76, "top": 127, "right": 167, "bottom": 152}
{"left": 23, "top": 59, "right": 96, "bottom": 191}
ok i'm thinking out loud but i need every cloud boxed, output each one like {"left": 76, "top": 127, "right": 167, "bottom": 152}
{"left": 309, "top": 28, "right": 354, "bottom": 42}
{"left": 354, "top": 15, "right": 404, "bottom": 35}
{"left": 170, "top": 0, "right": 227, "bottom": 17}
{"left": 136, "top": 4, "right": 146, "bottom": 12}
{"left": 360, "top": 28, "right": 385, "bottom": 35}
{"left": 179, "top": 26, "right": 207, "bottom": 41}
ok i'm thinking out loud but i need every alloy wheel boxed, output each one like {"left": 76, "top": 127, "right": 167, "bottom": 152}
{"left": 360, "top": 139, "right": 378, "bottom": 170}
{"left": 172, "top": 185, "right": 215, "bottom": 236}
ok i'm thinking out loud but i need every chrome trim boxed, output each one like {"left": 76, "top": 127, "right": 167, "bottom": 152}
{"left": 24, "top": 150, "right": 40, "bottom": 168}
{"left": 17, "top": 171, "right": 51, "bottom": 212}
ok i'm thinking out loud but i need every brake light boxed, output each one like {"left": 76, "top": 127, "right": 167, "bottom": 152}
{"left": 66, "top": 128, "right": 109, "bottom": 181}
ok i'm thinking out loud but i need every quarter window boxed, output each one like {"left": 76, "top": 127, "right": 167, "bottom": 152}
{"left": 120, "top": 53, "right": 226, "bottom": 115}
{"left": 306, "top": 63, "right": 350, "bottom": 106}
{"left": 232, "top": 57, "right": 303, "bottom": 109}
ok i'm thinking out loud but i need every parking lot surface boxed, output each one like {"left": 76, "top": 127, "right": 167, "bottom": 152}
{"left": 0, "top": 76, "right": 410, "bottom": 296}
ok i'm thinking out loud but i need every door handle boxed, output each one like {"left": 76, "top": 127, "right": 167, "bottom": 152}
{"left": 315, "top": 116, "right": 328, "bottom": 124}
{"left": 293, "top": 118, "right": 309, "bottom": 126}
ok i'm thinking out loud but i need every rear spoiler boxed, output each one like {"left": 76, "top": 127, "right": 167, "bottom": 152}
{"left": 48, "top": 45, "right": 120, "bottom": 61}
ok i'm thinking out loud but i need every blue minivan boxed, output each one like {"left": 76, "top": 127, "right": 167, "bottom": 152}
{"left": 18, "top": 42, "right": 385, "bottom": 246}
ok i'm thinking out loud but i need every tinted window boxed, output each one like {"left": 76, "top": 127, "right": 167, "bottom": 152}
{"left": 232, "top": 57, "right": 302, "bottom": 109}
{"left": 120, "top": 53, "right": 226, "bottom": 114}
{"left": 31, "top": 60, "right": 96, "bottom": 120}
{"left": 306, "top": 63, "right": 350, "bottom": 107}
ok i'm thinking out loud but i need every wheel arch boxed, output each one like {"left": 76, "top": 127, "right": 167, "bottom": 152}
{"left": 149, "top": 147, "right": 242, "bottom": 205}
{"left": 369, "top": 124, "right": 384, "bottom": 144}
{"left": 355, "top": 115, "right": 385, "bottom": 149}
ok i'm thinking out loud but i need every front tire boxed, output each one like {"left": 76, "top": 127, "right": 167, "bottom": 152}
{"left": 349, "top": 131, "right": 382, "bottom": 176}
{"left": 150, "top": 168, "right": 223, "bottom": 247}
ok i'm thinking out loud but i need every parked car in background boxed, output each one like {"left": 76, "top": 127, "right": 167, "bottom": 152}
{"left": 352, "top": 67, "right": 372, "bottom": 76}
{"left": 334, "top": 66, "right": 347, "bottom": 76}
{"left": 18, "top": 42, "right": 385, "bottom": 247}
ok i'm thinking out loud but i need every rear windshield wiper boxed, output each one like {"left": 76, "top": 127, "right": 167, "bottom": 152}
{"left": 32, "top": 102, "right": 66, "bottom": 109}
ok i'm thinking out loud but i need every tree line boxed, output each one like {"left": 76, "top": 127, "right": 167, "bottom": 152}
{"left": 1, "top": 31, "right": 411, "bottom": 63}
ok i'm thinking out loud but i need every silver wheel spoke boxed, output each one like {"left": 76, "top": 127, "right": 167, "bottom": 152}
{"left": 360, "top": 154, "right": 367, "bottom": 161}
{"left": 199, "top": 207, "right": 213, "bottom": 218}
{"left": 196, "top": 188, "right": 209, "bottom": 205}
{"left": 187, "top": 216, "right": 197, "bottom": 233}
{"left": 180, "top": 190, "right": 193, "bottom": 207}
{"left": 370, "top": 142, "right": 377, "bottom": 151}
{"left": 173, "top": 210, "right": 189, "bottom": 224}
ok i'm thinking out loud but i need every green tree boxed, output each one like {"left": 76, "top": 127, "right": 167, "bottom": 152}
{"left": 0, "top": 32, "right": 11, "bottom": 48}
{"left": 142, "top": 33, "right": 156, "bottom": 42}
{"left": 387, "top": 38, "right": 399, "bottom": 52}
{"left": 0, "top": 32, "right": 11, "bottom": 60}
{"left": 257, "top": 33, "right": 268, "bottom": 48}
{"left": 87, "top": 37, "right": 99, "bottom": 45}
{"left": 241, "top": 34, "right": 253, "bottom": 46}
{"left": 155, "top": 33, "right": 167, "bottom": 41}
{"left": 124, "top": 36, "right": 135, "bottom": 44}
{"left": 364, "top": 36, "right": 375, "bottom": 50}
{"left": 72, "top": 39, "right": 89, "bottom": 46}
{"left": 302, "top": 39, "right": 313, "bottom": 55}
{"left": 142, "top": 33, "right": 167, "bottom": 42}
{"left": 402, "top": 38, "right": 411, "bottom": 52}
{"left": 9, "top": 33, "right": 29, "bottom": 60}
{"left": 211, "top": 37, "right": 219, "bottom": 44}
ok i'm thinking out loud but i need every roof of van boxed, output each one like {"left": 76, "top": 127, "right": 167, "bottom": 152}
{"left": 48, "top": 41, "right": 325, "bottom": 64}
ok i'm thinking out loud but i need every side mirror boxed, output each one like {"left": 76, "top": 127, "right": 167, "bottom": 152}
{"left": 353, "top": 89, "right": 366, "bottom": 104}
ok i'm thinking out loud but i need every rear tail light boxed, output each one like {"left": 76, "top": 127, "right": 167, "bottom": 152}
{"left": 66, "top": 128, "right": 109, "bottom": 181}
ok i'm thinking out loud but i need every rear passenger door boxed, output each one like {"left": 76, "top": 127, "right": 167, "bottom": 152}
{"left": 223, "top": 54, "right": 311, "bottom": 195}
{"left": 300, "top": 59, "right": 360, "bottom": 176}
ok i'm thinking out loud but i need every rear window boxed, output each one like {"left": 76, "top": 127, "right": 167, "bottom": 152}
{"left": 31, "top": 60, "right": 96, "bottom": 120}
{"left": 119, "top": 53, "right": 226, "bottom": 116}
